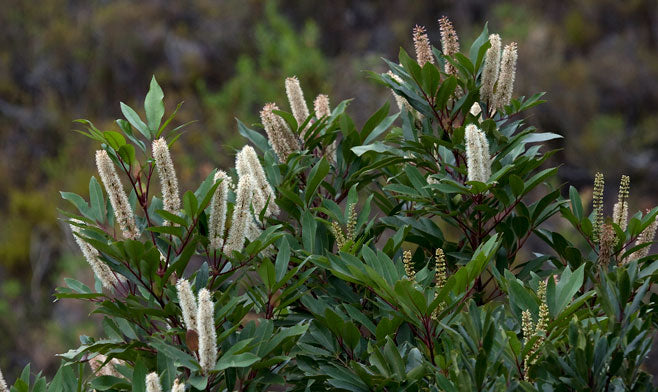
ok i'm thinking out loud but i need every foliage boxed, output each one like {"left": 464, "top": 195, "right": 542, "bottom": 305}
{"left": 5, "top": 20, "right": 658, "bottom": 392}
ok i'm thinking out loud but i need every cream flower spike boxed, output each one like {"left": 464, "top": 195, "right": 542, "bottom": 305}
{"left": 439, "top": 16, "right": 460, "bottom": 75}
{"left": 0, "top": 367, "right": 9, "bottom": 392}
{"left": 314, "top": 94, "right": 337, "bottom": 164}
{"left": 152, "top": 138, "right": 181, "bottom": 223}
{"left": 465, "top": 124, "right": 491, "bottom": 183}
{"left": 480, "top": 34, "right": 501, "bottom": 104}
{"left": 95, "top": 150, "right": 139, "bottom": 239}
{"left": 208, "top": 170, "right": 230, "bottom": 250}
{"left": 285, "top": 76, "right": 310, "bottom": 133}
{"left": 492, "top": 42, "right": 518, "bottom": 112}
{"left": 236, "top": 145, "right": 279, "bottom": 217}
{"left": 260, "top": 102, "right": 300, "bottom": 162}
{"left": 145, "top": 372, "right": 162, "bottom": 392}
{"left": 175, "top": 278, "right": 197, "bottom": 331}
{"left": 592, "top": 172, "right": 605, "bottom": 242}
{"left": 70, "top": 220, "right": 121, "bottom": 290}
{"left": 612, "top": 175, "right": 630, "bottom": 231}
{"left": 387, "top": 71, "right": 414, "bottom": 115}
{"left": 224, "top": 173, "right": 255, "bottom": 255}
{"left": 413, "top": 25, "right": 434, "bottom": 66}
{"left": 197, "top": 288, "right": 217, "bottom": 375}
{"left": 171, "top": 379, "right": 185, "bottom": 392}
{"left": 89, "top": 354, "right": 124, "bottom": 378}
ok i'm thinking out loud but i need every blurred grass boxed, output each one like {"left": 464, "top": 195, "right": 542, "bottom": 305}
{"left": 1, "top": 0, "right": 657, "bottom": 380}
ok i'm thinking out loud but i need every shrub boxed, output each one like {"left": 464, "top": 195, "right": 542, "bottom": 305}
{"left": 3, "top": 17, "right": 658, "bottom": 392}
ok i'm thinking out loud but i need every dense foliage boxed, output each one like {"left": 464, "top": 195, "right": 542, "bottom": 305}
{"left": 4, "top": 20, "right": 658, "bottom": 391}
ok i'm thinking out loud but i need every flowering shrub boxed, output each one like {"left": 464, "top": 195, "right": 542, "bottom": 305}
{"left": 3, "top": 17, "right": 658, "bottom": 392}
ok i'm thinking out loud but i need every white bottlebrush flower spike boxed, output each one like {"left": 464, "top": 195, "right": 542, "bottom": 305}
{"left": 145, "top": 372, "right": 162, "bottom": 392}
{"left": 314, "top": 94, "right": 337, "bottom": 164}
{"left": 236, "top": 145, "right": 279, "bottom": 217}
{"left": 480, "top": 33, "right": 501, "bottom": 104}
{"left": 492, "top": 42, "right": 518, "bottom": 112}
{"left": 70, "top": 220, "right": 121, "bottom": 290}
{"left": 465, "top": 124, "right": 491, "bottom": 183}
{"left": 413, "top": 25, "right": 434, "bottom": 66}
{"left": 224, "top": 173, "right": 255, "bottom": 255}
{"left": 175, "top": 278, "right": 197, "bottom": 331}
{"left": 89, "top": 354, "right": 124, "bottom": 378}
{"left": 612, "top": 201, "right": 629, "bottom": 231}
{"left": 439, "top": 16, "right": 460, "bottom": 75}
{"left": 613, "top": 175, "right": 630, "bottom": 231}
{"left": 285, "top": 76, "right": 310, "bottom": 131}
{"left": 260, "top": 102, "right": 300, "bottom": 162}
{"left": 387, "top": 71, "right": 414, "bottom": 114}
{"left": 197, "top": 288, "right": 217, "bottom": 374}
{"left": 0, "top": 368, "right": 8, "bottom": 392}
{"left": 313, "top": 94, "right": 331, "bottom": 118}
{"left": 95, "top": 149, "right": 139, "bottom": 239}
{"left": 171, "top": 379, "right": 185, "bottom": 392}
{"left": 208, "top": 170, "right": 230, "bottom": 250}
{"left": 152, "top": 138, "right": 181, "bottom": 222}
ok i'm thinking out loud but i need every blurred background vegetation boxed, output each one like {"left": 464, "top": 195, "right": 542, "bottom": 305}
{"left": 1, "top": 0, "right": 657, "bottom": 381}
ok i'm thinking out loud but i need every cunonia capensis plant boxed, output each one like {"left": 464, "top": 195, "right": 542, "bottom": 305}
{"left": 3, "top": 16, "right": 658, "bottom": 392}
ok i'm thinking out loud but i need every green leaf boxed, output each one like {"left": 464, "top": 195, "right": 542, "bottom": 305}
{"left": 237, "top": 119, "right": 271, "bottom": 154}
{"left": 144, "top": 76, "right": 165, "bottom": 134}
{"left": 360, "top": 102, "right": 390, "bottom": 143}
{"left": 436, "top": 76, "right": 458, "bottom": 108}
{"left": 103, "top": 131, "right": 126, "bottom": 150}
{"left": 183, "top": 191, "right": 198, "bottom": 217}
{"left": 61, "top": 191, "right": 92, "bottom": 219}
{"left": 569, "top": 186, "right": 583, "bottom": 221}
{"left": 215, "top": 352, "right": 261, "bottom": 371}
{"left": 275, "top": 238, "right": 291, "bottom": 281}
{"left": 305, "top": 157, "right": 330, "bottom": 205}
{"left": 89, "top": 176, "right": 106, "bottom": 222}
{"left": 468, "top": 23, "right": 489, "bottom": 65}
{"left": 509, "top": 174, "right": 524, "bottom": 197}
{"left": 120, "top": 102, "right": 149, "bottom": 139}
{"left": 131, "top": 357, "right": 147, "bottom": 392}
{"left": 150, "top": 340, "right": 198, "bottom": 370}
{"left": 118, "top": 144, "right": 136, "bottom": 168}
{"left": 555, "top": 265, "right": 585, "bottom": 315}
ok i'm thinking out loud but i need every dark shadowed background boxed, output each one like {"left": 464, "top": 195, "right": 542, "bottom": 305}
{"left": 1, "top": 0, "right": 657, "bottom": 381}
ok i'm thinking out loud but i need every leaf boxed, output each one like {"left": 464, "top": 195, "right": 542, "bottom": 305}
{"left": 103, "top": 131, "right": 126, "bottom": 150}
{"left": 351, "top": 142, "right": 404, "bottom": 157}
{"left": 523, "top": 132, "right": 563, "bottom": 143}
{"left": 569, "top": 186, "right": 583, "bottom": 221}
{"left": 363, "top": 113, "right": 399, "bottom": 145}
{"left": 131, "top": 357, "right": 147, "bottom": 392}
{"left": 89, "top": 176, "right": 106, "bottom": 222}
{"left": 237, "top": 119, "right": 271, "bottom": 154}
{"left": 275, "top": 238, "right": 291, "bottom": 281}
{"left": 360, "top": 102, "right": 390, "bottom": 143}
{"left": 509, "top": 174, "right": 524, "bottom": 197}
{"left": 215, "top": 352, "right": 261, "bottom": 371}
{"left": 305, "top": 157, "right": 330, "bottom": 205}
{"left": 183, "top": 191, "right": 198, "bottom": 217}
{"left": 468, "top": 22, "right": 489, "bottom": 65}
{"left": 118, "top": 144, "right": 136, "bottom": 168}
{"left": 555, "top": 265, "right": 585, "bottom": 315}
{"left": 60, "top": 191, "right": 92, "bottom": 218}
{"left": 436, "top": 76, "right": 458, "bottom": 108}
{"left": 149, "top": 340, "right": 198, "bottom": 370}
{"left": 144, "top": 76, "right": 165, "bottom": 134}
{"left": 120, "top": 102, "right": 149, "bottom": 139}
